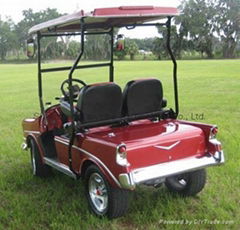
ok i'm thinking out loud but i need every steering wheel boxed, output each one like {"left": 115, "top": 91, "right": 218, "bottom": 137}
{"left": 61, "top": 78, "right": 86, "bottom": 99}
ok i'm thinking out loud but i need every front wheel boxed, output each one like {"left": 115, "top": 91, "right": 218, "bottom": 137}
{"left": 165, "top": 169, "right": 207, "bottom": 196}
{"left": 30, "top": 139, "right": 51, "bottom": 177}
{"left": 84, "top": 165, "right": 130, "bottom": 219}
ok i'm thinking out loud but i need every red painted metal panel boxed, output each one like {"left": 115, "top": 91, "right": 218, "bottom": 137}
{"left": 93, "top": 6, "right": 179, "bottom": 17}
{"left": 22, "top": 104, "right": 218, "bottom": 188}
{"left": 85, "top": 120, "right": 206, "bottom": 170}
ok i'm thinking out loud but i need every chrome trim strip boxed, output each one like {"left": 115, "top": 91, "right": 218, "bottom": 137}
{"left": 54, "top": 137, "right": 121, "bottom": 187}
{"left": 43, "top": 157, "right": 77, "bottom": 179}
{"left": 24, "top": 130, "right": 41, "bottom": 134}
{"left": 154, "top": 141, "right": 180, "bottom": 150}
{"left": 130, "top": 151, "right": 224, "bottom": 184}
{"left": 209, "top": 138, "right": 221, "bottom": 145}
{"left": 54, "top": 137, "right": 69, "bottom": 145}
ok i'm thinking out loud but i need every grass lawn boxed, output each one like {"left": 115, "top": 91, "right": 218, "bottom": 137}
{"left": 0, "top": 60, "right": 239, "bottom": 230}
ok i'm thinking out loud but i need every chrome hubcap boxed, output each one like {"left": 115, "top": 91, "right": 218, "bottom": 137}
{"left": 88, "top": 173, "right": 108, "bottom": 213}
{"left": 178, "top": 178, "right": 187, "bottom": 186}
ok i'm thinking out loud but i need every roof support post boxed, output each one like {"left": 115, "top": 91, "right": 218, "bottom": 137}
{"left": 109, "top": 27, "right": 114, "bottom": 82}
{"left": 166, "top": 16, "right": 179, "bottom": 117}
{"left": 37, "top": 32, "right": 44, "bottom": 114}
{"left": 37, "top": 32, "right": 48, "bottom": 126}
{"left": 67, "top": 18, "right": 85, "bottom": 176}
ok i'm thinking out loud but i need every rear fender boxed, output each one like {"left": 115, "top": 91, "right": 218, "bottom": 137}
{"left": 178, "top": 120, "right": 214, "bottom": 137}
{"left": 178, "top": 120, "right": 222, "bottom": 154}
{"left": 80, "top": 158, "right": 121, "bottom": 188}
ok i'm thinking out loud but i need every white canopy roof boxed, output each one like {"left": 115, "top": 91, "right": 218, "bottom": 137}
{"left": 29, "top": 6, "right": 179, "bottom": 34}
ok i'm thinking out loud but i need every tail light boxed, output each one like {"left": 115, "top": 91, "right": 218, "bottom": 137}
{"left": 209, "top": 126, "right": 218, "bottom": 139}
{"left": 116, "top": 144, "right": 130, "bottom": 166}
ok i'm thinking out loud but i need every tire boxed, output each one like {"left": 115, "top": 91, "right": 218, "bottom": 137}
{"left": 84, "top": 164, "right": 130, "bottom": 219}
{"left": 165, "top": 169, "right": 207, "bottom": 196}
{"left": 30, "top": 139, "right": 51, "bottom": 177}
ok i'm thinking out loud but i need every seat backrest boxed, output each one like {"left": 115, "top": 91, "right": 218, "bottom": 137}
{"left": 122, "top": 79, "right": 163, "bottom": 116}
{"left": 76, "top": 82, "right": 122, "bottom": 123}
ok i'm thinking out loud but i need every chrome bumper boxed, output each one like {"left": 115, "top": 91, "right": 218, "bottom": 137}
{"left": 119, "top": 151, "right": 225, "bottom": 190}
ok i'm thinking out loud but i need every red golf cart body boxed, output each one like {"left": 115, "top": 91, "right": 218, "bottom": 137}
{"left": 22, "top": 6, "right": 224, "bottom": 217}
{"left": 23, "top": 106, "right": 223, "bottom": 189}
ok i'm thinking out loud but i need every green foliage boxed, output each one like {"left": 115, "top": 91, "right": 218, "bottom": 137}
{"left": 177, "top": 0, "right": 240, "bottom": 58}
{"left": 14, "top": 8, "right": 62, "bottom": 60}
{"left": 214, "top": 0, "right": 240, "bottom": 58}
{"left": 132, "top": 38, "right": 155, "bottom": 51}
{"left": 125, "top": 39, "right": 139, "bottom": 60}
{"left": 65, "top": 41, "right": 80, "bottom": 59}
{"left": 114, "top": 38, "right": 139, "bottom": 60}
{"left": 0, "top": 18, "right": 17, "bottom": 60}
{"left": 114, "top": 48, "right": 128, "bottom": 60}
{"left": 153, "top": 25, "right": 181, "bottom": 59}
{"left": 152, "top": 38, "right": 164, "bottom": 60}
{"left": 176, "top": 0, "right": 216, "bottom": 58}
{"left": 84, "top": 35, "right": 110, "bottom": 60}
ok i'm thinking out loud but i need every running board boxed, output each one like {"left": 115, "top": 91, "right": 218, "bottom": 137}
{"left": 43, "top": 157, "right": 77, "bottom": 179}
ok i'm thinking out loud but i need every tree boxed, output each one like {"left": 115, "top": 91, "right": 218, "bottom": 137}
{"left": 16, "top": 8, "right": 62, "bottom": 59}
{"left": 0, "top": 18, "right": 17, "bottom": 60}
{"left": 158, "top": 25, "right": 181, "bottom": 58}
{"left": 176, "top": 0, "right": 216, "bottom": 58}
{"left": 114, "top": 48, "right": 127, "bottom": 60}
{"left": 131, "top": 38, "right": 155, "bottom": 51}
{"left": 152, "top": 37, "right": 164, "bottom": 60}
{"left": 44, "top": 41, "right": 65, "bottom": 58}
{"left": 114, "top": 38, "right": 139, "bottom": 60}
{"left": 65, "top": 40, "right": 80, "bottom": 58}
{"left": 126, "top": 39, "right": 139, "bottom": 60}
{"left": 214, "top": 0, "right": 240, "bottom": 58}
{"left": 151, "top": 25, "right": 180, "bottom": 60}
{"left": 84, "top": 34, "right": 110, "bottom": 60}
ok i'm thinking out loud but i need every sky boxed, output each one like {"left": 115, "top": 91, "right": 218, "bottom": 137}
{"left": 0, "top": 0, "right": 181, "bottom": 38}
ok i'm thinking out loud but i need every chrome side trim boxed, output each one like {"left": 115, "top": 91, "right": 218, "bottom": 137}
{"left": 43, "top": 157, "right": 77, "bottom": 179}
{"left": 131, "top": 151, "right": 225, "bottom": 184}
{"left": 154, "top": 141, "right": 180, "bottom": 150}
{"left": 54, "top": 137, "right": 69, "bottom": 145}
{"left": 209, "top": 138, "right": 221, "bottom": 145}
{"left": 24, "top": 130, "right": 41, "bottom": 134}
{"left": 54, "top": 137, "right": 121, "bottom": 187}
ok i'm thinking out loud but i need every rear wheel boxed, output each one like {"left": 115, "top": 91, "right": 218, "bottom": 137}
{"left": 165, "top": 169, "right": 207, "bottom": 196}
{"left": 84, "top": 165, "right": 130, "bottom": 219}
{"left": 30, "top": 139, "right": 51, "bottom": 177}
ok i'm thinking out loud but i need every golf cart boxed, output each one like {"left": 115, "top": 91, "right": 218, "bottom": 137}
{"left": 22, "top": 6, "right": 224, "bottom": 218}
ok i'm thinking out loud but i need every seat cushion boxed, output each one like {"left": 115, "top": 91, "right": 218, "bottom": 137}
{"left": 122, "top": 79, "right": 163, "bottom": 116}
{"left": 77, "top": 82, "right": 122, "bottom": 123}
